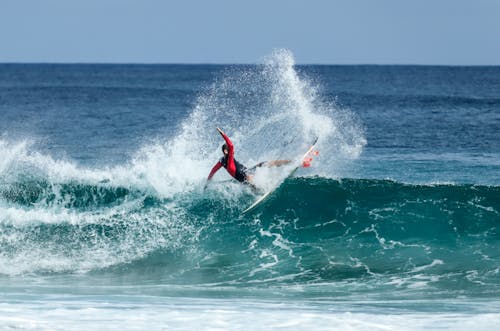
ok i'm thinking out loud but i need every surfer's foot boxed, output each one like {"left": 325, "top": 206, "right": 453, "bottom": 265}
{"left": 249, "top": 184, "right": 260, "bottom": 194}
{"left": 245, "top": 181, "right": 260, "bottom": 194}
{"left": 243, "top": 176, "right": 260, "bottom": 194}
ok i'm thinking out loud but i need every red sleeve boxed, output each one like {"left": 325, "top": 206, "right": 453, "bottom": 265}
{"left": 207, "top": 162, "right": 223, "bottom": 180}
{"left": 220, "top": 132, "right": 235, "bottom": 177}
{"left": 220, "top": 132, "right": 234, "bottom": 157}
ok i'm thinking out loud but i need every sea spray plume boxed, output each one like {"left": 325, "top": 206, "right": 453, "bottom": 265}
{"left": 262, "top": 49, "right": 326, "bottom": 139}
{"left": 262, "top": 49, "right": 366, "bottom": 163}
{"left": 140, "top": 49, "right": 366, "bottom": 192}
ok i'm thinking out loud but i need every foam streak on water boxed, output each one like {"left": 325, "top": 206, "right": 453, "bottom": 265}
{"left": 1, "top": 297, "right": 499, "bottom": 331}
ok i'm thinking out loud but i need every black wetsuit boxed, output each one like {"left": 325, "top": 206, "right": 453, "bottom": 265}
{"left": 219, "top": 155, "right": 248, "bottom": 182}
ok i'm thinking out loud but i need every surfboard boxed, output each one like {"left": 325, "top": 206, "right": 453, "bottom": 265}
{"left": 242, "top": 137, "right": 318, "bottom": 214}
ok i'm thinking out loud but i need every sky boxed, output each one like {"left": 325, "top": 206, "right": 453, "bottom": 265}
{"left": 1, "top": 0, "right": 499, "bottom": 65}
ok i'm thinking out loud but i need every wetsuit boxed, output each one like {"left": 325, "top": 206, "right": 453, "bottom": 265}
{"left": 207, "top": 132, "right": 249, "bottom": 182}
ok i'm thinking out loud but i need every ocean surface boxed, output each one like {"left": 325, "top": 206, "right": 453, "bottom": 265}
{"left": 1, "top": 50, "right": 499, "bottom": 330}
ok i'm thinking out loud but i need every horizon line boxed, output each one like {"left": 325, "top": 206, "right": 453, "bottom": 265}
{"left": 1, "top": 61, "right": 499, "bottom": 67}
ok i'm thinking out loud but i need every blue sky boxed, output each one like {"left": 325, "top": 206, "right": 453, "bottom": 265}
{"left": 1, "top": 0, "right": 499, "bottom": 64}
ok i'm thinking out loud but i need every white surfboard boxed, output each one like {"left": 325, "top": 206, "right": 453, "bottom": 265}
{"left": 242, "top": 137, "right": 318, "bottom": 214}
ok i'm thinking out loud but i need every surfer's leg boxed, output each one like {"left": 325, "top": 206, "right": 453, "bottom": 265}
{"left": 244, "top": 174, "right": 259, "bottom": 193}
{"left": 249, "top": 160, "right": 290, "bottom": 171}
{"left": 267, "top": 160, "right": 291, "bottom": 167}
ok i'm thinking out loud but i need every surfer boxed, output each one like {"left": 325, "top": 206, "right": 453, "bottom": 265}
{"left": 205, "top": 127, "right": 290, "bottom": 190}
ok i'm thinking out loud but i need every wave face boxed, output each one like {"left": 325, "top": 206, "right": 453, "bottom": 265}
{"left": 1, "top": 174, "right": 498, "bottom": 298}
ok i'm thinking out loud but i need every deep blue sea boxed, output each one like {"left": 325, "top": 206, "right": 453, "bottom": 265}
{"left": 1, "top": 50, "right": 499, "bottom": 330}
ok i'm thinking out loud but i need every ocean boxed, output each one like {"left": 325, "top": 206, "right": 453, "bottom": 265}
{"left": 1, "top": 50, "right": 499, "bottom": 330}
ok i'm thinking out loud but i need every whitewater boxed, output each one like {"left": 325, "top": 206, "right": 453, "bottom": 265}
{"left": 1, "top": 51, "right": 499, "bottom": 330}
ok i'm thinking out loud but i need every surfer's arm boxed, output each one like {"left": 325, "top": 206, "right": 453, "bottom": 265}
{"left": 204, "top": 161, "right": 223, "bottom": 190}
{"left": 217, "top": 127, "right": 234, "bottom": 156}
{"left": 207, "top": 162, "right": 223, "bottom": 181}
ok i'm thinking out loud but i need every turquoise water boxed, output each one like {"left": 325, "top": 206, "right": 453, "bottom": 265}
{"left": 0, "top": 50, "right": 499, "bottom": 329}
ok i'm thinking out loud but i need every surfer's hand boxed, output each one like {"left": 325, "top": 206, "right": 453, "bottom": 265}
{"left": 216, "top": 127, "right": 224, "bottom": 135}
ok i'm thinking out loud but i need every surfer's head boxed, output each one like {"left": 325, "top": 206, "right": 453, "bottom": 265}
{"left": 221, "top": 143, "right": 229, "bottom": 155}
